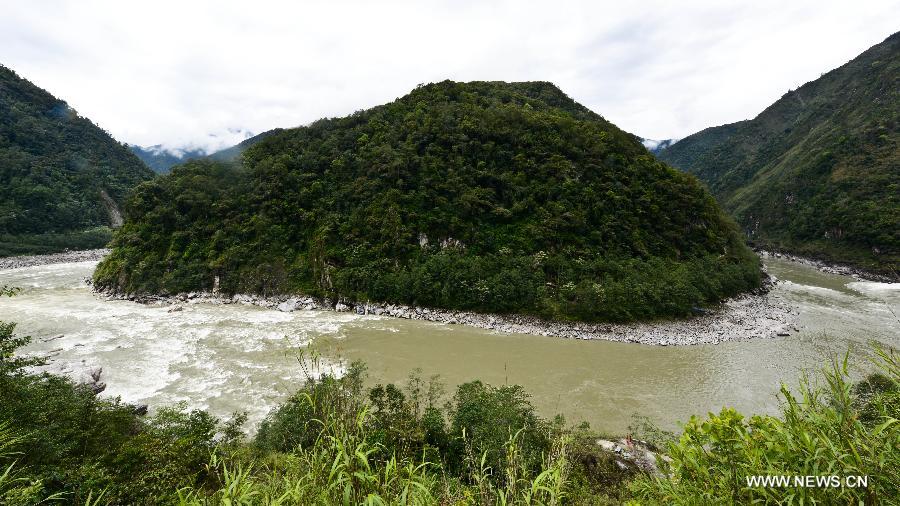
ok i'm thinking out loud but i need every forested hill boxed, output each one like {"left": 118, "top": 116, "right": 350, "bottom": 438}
{"left": 0, "top": 65, "right": 155, "bottom": 255}
{"left": 658, "top": 32, "right": 899, "bottom": 277}
{"left": 96, "top": 80, "right": 760, "bottom": 322}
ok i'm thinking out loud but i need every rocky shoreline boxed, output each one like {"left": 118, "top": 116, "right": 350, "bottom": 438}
{"left": 2, "top": 248, "right": 800, "bottom": 346}
{"left": 96, "top": 280, "right": 799, "bottom": 346}
{"left": 757, "top": 250, "right": 897, "bottom": 282}
{"left": 0, "top": 249, "right": 109, "bottom": 270}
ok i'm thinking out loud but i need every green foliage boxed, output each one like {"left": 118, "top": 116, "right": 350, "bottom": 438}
{"left": 2, "top": 306, "right": 898, "bottom": 503}
{"left": 7, "top": 285, "right": 896, "bottom": 503}
{"left": 0, "top": 368, "right": 227, "bottom": 504}
{"left": 449, "top": 381, "right": 550, "bottom": 482}
{"left": 630, "top": 348, "right": 900, "bottom": 504}
{"left": 255, "top": 360, "right": 367, "bottom": 453}
{"left": 0, "top": 227, "right": 113, "bottom": 257}
{"left": 0, "top": 65, "right": 154, "bottom": 256}
{"left": 659, "top": 32, "right": 900, "bottom": 277}
{"left": 189, "top": 374, "right": 582, "bottom": 505}
{"left": 0, "top": 319, "right": 43, "bottom": 378}
{"left": 0, "top": 289, "right": 225, "bottom": 503}
{"left": 95, "top": 80, "right": 760, "bottom": 322}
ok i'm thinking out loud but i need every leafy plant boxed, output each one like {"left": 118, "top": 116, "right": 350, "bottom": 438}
{"left": 630, "top": 348, "right": 900, "bottom": 504}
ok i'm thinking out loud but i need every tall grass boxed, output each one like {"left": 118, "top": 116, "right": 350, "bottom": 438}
{"left": 629, "top": 346, "right": 900, "bottom": 504}
{"left": 0, "top": 420, "right": 24, "bottom": 493}
{"left": 176, "top": 395, "right": 574, "bottom": 505}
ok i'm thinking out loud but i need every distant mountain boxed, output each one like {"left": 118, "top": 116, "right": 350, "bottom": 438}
{"left": 641, "top": 138, "right": 678, "bottom": 154}
{"left": 130, "top": 144, "right": 207, "bottom": 174}
{"left": 0, "top": 65, "right": 155, "bottom": 256}
{"left": 96, "top": 80, "right": 760, "bottom": 322}
{"left": 207, "top": 129, "right": 282, "bottom": 162}
{"left": 658, "top": 32, "right": 899, "bottom": 278}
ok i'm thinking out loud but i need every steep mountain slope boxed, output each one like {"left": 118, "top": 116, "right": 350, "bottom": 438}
{"left": 0, "top": 65, "right": 155, "bottom": 255}
{"left": 95, "top": 80, "right": 760, "bottom": 322}
{"left": 659, "top": 32, "right": 899, "bottom": 277}
{"left": 130, "top": 144, "right": 207, "bottom": 174}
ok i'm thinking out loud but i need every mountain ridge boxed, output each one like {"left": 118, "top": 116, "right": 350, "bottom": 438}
{"left": 658, "top": 32, "right": 899, "bottom": 277}
{"left": 0, "top": 64, "right": 155, "bottom": 256}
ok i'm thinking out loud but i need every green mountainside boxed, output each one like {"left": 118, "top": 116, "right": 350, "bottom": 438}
{"left": 658, "top": 32, "right": 899, "bottom": 277}
{"left": 96, "top": 80, "right": 760, "bottom": 322}
{"left": 0, "top": 65, "right": 155, "bottom": 255}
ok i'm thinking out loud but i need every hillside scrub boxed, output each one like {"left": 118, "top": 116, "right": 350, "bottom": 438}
{"left": 94, "top": 81, "right": 760, "bottom": 322}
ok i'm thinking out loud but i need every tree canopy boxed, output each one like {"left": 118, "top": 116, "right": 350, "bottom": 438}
{"left": 0, "top": 65, "right": 154, "bottom": 254}
{"left": 96, "top": 80, "right": 760, "bottom": 322}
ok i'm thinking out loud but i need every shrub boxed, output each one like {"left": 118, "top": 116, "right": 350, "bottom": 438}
{"left": 630, "top": 348, "right": 900, "bottom": 504}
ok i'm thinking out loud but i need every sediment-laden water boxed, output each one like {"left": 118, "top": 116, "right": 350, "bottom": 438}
{"left": 0, "top": 258, "right": 897, "bottom": 433}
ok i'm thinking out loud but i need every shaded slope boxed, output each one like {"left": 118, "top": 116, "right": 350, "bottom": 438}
{"left": 96, "top": 80, "right": 760, "bottom": 322}
{"left": 659, "top": 33, "right": 899, "bottom": 277}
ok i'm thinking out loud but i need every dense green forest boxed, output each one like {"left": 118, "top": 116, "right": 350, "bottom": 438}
{"left": 0, "top": 65, "right": 155, "bottom": 255}
{"left": 658, "top": 32, "right": 899, "bottom": 277}
{"left": 1, "top": 289, "right": 897, "bottom": 504}
{"left": 95, "top": 80, "right": 760, "bottom": 322}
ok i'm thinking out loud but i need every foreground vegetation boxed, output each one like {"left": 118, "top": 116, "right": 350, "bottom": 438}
{"left": 1, "top": 285, "right": 898, "bottom": 504}
{"left": 657, "top": 32, "right": 899, "bottom": 277}
{"left": 95, "top": 80, "right": 760, "bottom": 322}
{"left": 0, "top": 65, "right": 155, "bottom": 256}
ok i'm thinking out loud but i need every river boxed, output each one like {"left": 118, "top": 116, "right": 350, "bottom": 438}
{"left": 0, "top": 258, "right": 897, "bottom": 434}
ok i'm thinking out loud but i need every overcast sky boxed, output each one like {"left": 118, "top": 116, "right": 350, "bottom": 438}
{"left": 2, "top": 1, "right": 898, "bottom": 153}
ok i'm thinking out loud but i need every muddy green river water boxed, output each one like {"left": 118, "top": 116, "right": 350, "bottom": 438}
{"left": 0, "top": 258, "right": 897, "bottom": 434}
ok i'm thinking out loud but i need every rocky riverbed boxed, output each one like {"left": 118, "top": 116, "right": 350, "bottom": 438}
{"left": 98, "top": 281, "right": 799, "bottom": 346}
{"left": 0, "top": 249, "right": 109, "bottom": 270}
{"left": 757, "top": 250, "right": 897, "bottom": 282}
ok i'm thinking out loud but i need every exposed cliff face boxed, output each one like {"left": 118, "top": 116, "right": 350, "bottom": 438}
{"left": 658, "top": 32, "right": 899, "bottom": 277}
{"left": 99, "top": 190, "right": 123, "bottom": 228}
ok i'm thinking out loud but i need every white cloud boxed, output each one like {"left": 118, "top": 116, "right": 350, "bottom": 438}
{"left": 1, "top": 0, "right": 897, "bottom": 151}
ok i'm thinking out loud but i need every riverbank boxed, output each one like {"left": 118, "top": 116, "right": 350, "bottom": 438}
{"left": 97, "top": 282, "right": 799, "bottom": 346}
{"left": 0, "top": 248, "right": 109, "bottom": 270}
{"left": 3, "top": 251, "right": 894, "bottom": 436}
{"left": 756, "top": 250, "right": 897, "bottom": 282}
{"left": 0, "top": 248, "right": 799, "bottom": 345}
